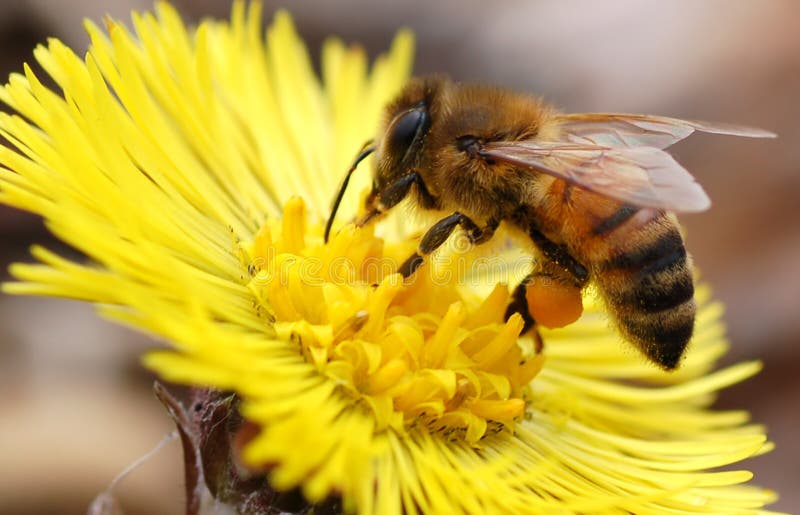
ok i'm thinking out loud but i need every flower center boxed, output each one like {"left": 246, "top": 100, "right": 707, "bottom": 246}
{"left": 236, "top": 197, "right": 542, "bottom": 444}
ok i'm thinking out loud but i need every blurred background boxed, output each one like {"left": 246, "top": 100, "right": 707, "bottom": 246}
{"left": 1, "top": 1, "right": 797, "bottom": 513}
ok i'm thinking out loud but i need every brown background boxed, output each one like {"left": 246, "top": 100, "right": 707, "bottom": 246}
{"left": 1, "top": 1, "right": 798, "bottom": 513}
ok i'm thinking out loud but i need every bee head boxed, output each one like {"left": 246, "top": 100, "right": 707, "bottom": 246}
{"left": 370, "top": 102, "right": 431, "bottom": 209}
{"left": 362, "top": 76, "right": 450, "bottom": 216}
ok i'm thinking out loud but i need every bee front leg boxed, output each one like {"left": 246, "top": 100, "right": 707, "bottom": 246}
{"left": 355, "top": 171, "right": 439, "bottom": 229}
{"left": 398, "top": 214, "right": 498, "bottom": 278}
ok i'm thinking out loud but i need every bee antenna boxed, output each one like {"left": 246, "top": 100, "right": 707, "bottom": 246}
{"left": 324, "top": 141, "right": 376, "bottom": 243}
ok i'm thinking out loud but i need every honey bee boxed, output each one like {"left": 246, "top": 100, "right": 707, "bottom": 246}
{"left": 325, "top": 75, "right": 774, "bottom": 370}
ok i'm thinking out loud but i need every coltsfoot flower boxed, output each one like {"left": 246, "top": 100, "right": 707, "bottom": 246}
{"left": 0, "top": 2, "right": 780, "bottom": 514}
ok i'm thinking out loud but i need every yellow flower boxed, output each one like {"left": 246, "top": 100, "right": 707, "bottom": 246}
{"left": 0, "top": 2, "right": 780, "bottom": 514}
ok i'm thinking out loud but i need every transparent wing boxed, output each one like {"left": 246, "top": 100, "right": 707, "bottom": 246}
{"left": 480, "top": 141, "right": 711, "bottom": 212}
{"left": 555, "top": 113, "right": 776, "bottom": 149}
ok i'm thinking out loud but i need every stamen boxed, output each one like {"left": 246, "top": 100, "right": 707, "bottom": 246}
{"left": 236, "top": 197, "right": 540, "bottom": 443}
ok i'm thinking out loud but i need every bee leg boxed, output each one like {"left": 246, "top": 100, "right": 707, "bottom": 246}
{"left": 505, "top": 274, "right": 544, "bottom": 353}
{"left": 528, "top": 228, "right": 589, "bottom": 284}
{"left": 352, "top": 172, "right": 420, "bottom": 231}
{"left": 398, "top": 213, "right": 498, "bottom": 278}
{"left": 375, "top": 171, "right": 439, "bottom": 213}
{"left": 377, "top": 173, "right": 421, "bottom": 211}
{"left": 506, "top": 228, "right": 589, "bottom": 353}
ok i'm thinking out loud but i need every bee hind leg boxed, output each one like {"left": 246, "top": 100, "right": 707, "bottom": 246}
{"left": 528, "top": 228, "right": 589, "bottom": 283}
{"left": 505, "top": 275, "right": 544, "bottom": 353}
{"left": 506, "top": 257, "right": 587, "bottom": 353}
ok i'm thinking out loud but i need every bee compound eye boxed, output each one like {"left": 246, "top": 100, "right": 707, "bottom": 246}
{"left": 387, "top": 105, "right": 428, "bottom": 154}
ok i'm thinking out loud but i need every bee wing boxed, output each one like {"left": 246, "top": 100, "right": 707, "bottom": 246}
{"left": 555, "top": 113, "right": 776, "bottom": 149}
{"left": 480, "top": 141, "right": 711, "bottom": 212}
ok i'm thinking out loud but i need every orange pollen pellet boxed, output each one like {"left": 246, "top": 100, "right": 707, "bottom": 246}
{"left": 526, "top": 280, "right": 584, "bottom": 329}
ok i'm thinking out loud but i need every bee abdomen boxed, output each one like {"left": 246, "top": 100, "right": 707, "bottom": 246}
{"left": 596, "top": 223, "right": 696, "bottom": 370}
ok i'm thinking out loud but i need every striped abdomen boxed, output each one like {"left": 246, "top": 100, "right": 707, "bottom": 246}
{"left": 584, "top": 204, "right": 695, "bottom": 369}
